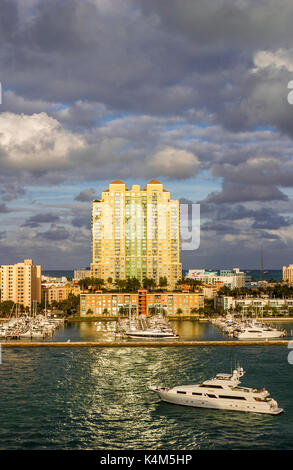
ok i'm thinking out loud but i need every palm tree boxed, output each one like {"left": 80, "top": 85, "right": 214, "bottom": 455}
{"left": 263, "top": 304, "right": 271, "bottom": 317}
{"left": 191, "top": 307, "right": 200, "bottom": 317}
{"left": 159, "top": 276, "right": 168, "bottom": 289}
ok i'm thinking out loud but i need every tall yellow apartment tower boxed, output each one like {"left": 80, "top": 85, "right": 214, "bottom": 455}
{"left": 91, "top": 180, "right": 182, "bottom": 288}
{"left": 0, "top": 259, "right": 41, "bottom": 308}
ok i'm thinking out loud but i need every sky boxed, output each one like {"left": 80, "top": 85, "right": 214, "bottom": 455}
{"left": 0, "top": 0, "right": 293, "bottom": 270}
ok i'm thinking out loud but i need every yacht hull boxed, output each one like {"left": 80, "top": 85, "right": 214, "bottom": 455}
{"left": 150, "top": 389, "right": 283, "bottom": 415}
{"left": 237, "top": 332, "right": 284, "bottom": 339}
{"left": 125, "top": 333, "right": 178, "bottom": 339}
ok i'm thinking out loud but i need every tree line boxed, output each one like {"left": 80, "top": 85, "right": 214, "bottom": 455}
{"left": 217, "top": 284, "right": 293, "bottom": 298}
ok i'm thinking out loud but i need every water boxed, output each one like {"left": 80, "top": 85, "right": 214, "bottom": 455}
{"left": 0, "top": 321, "right": 293, "bottom": 450}
{"left": 245, "top": 269, "right": 282, "bottom": 282}
{"left": 43, "top": 270, "right": 74, "bottom": 278}
{"left": 45, "top": 269, "right": 282, "bottom": 282}
{"left": 31, "top": 319, "right": 293, "bottom": 343}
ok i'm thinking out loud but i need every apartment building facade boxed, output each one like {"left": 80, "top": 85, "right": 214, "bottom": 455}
{"left": 91, "top": 180, "right": 182, "bottom": 288}
{"left": 0, "top": 259, "right": 41, "bottom": 308}
{"left": 283, "top": 264, "right": 293, "bottom": 283}
{"left": 187, "top": 268, "right": 251, "bottom": 289}
{"left": 42, "top": 284, "right": 81, "bottom": 305}
{"left": 80, "top": 289, "right": 204, "bottom": 316}
{"left": 214, "top": 295, "right": 293, "bottom": 314}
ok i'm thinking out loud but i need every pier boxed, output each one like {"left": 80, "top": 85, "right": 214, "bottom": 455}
{"left": 1, "top": 340, "right": 290, "bottom": 347}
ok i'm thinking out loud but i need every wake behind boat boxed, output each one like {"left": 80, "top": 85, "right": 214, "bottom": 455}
{"left": 149, "top": 365, "right": 283, "bottom": 415}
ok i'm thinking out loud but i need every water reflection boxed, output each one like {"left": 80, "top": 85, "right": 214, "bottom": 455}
{"left": 0, "top": 345, "right": 292, "bottom": 449}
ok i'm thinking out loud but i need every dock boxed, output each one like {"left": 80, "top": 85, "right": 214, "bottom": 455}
{"left": 1, "top": 340, "right": 290, "bottom": 347}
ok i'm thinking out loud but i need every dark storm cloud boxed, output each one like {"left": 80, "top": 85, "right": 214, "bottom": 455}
{"left": 0, "top": 0, "right": 18, "bottom": 43}
{"left": 205, "top": 183, "right": 287, "bottom": 204}
{"left": 201, "top": 203, "right": 292, "bottom": 231}
{"left": 0, "top": 0, "right": 291, "bottom": 133}
{"left": 35, "top": 224, "right": 70, "bottom": 241}
{"left": 201, "top": 222, "right": 239, "bottom": 235}
{"left": 138, "top": 0, "right": 293, "bottom": 46}
{"left": 0, "top": 231, "right": 7, "bottom": 240}
{"left": 71, "top": 214, "right": 91, "bottom": 229}
{"left": 22, "top": 212, "right": 60, "bottom": 228}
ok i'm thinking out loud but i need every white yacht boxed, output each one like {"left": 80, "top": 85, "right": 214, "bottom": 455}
{"left": 149, "top": 366, "right": 283, "bottom": 415}
{"left": 235, "top": 325, "right": 286, "bottom": 339}
{"left": 118, "top": 311, "right": 179, "bottom": 339}
{"left": 124, "top": 328, "right": 179, "bottom": 339}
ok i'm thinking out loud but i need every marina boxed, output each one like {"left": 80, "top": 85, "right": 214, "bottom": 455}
{"left": 0, "top": 318, "right": 292, "bottom": 344}
{"left": 210, "top": 316, "right": 287, "bottom": 339}
{"left": 0, "top": 314, "right": 64, "bottom": 341}
{"left": 116, "top": 310, "right": 179, "bottom": 339}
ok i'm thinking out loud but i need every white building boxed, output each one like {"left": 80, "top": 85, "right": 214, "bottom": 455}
{"left": 73, "top": 268, "right": 91, "bottom": 281}
{"left": 187, "top": 268, "right": 249, "bottom": 289}
{"left": 214, "top": 296, "right": 293, "bottom": 314}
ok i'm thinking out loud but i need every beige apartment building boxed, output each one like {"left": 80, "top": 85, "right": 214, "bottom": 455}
{"left": 283, "top": 264, "right": 293, "bottom": 284}
{"left": 42, "top": 284, "right": 81, "bottom": 305}
{"left": 91, "top": 180, "right": 182, "bottom": 289}
{"left": 0, "top": 259, "right": 41, "bottom": 308}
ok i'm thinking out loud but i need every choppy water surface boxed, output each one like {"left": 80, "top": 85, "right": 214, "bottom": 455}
{"left": 0, "top": 321, "right": 293, "bottom": 450}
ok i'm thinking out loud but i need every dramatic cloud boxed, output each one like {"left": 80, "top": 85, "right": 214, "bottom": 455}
{"left": 0, "top": 0, "right": 293, "bottom": 268}
{"left": 205, "top": 184, "right": 287, "bottom": 204}
{"left": 35, "top": 224, "right": 71, "bottom": 241}
{"left": 0, "top": 112, "right": 85, "bottom": 173}
{"left": 22, "top": 212, "right": 60, "bottom": 228}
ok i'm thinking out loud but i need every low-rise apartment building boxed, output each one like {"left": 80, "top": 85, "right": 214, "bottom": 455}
{"left": 73, "top": 268, "right": 91, "bottom": 281}
{"left": 188, "top": 268, "right": 251, "bottom": 289}
{"left": 42, "top": 284, "right": 80, "bottom": 304}
{"left": 214, "top": 295, "right": 293, "bottom": 314}
{"left": 80, "top": 289, "right": 204, "bottom": 316}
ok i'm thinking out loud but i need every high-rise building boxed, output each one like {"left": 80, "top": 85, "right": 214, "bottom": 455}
{"left": 91, "top": 180, "right": 182, "bottom": 288}
{"left": 0, "top": 259, "right": 41, "bottom": 308}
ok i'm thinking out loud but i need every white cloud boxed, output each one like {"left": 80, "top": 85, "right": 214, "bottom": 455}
{"left": 253, "top": 49, "right": 293, "bottom": 72}
{"left": 146, "top": 146, "right": 200, "bottom": 179}
{"left": 0, "top": 112, "right": 85, "bottom": 171}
